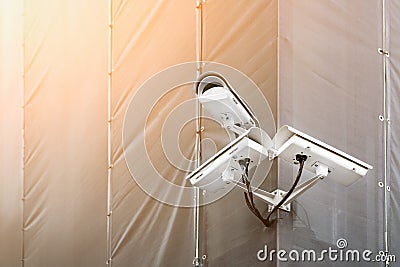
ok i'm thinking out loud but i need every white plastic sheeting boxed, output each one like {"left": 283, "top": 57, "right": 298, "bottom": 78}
{"left": 0, "top": 1, "right": 23, "bottom": 266}
{"left": 201, "top": 1, "right": 279, "bottom": 265}
{"left": 279, "top": 1, "right": 383, "bottom": 251}
{"left": 22, "top": 1, "right": 108, "bottom": 266}
{"left": 278, "top": 1, "right": 385, "bottom": 266}
{"left": 109, "top": 1, "right": 197, "bottom": 266}
{"left": 389, "top": 0, "right": 400, "bottom": 255}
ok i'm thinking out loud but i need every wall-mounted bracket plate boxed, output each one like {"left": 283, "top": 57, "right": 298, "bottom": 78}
{"left": 267, "top": 189, "right": 291, "bottom": 212}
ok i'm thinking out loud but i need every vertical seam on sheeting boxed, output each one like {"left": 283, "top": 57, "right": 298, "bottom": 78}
{"left": 275, "top": 2, "right": 280, "bottom": 266}
{"left": 381, "top": 0, "right": 390, "bottom": 261}
{"left": 107, "top": 0, "right": 113, "bottom": 266}
{"left": 21, "top": 0, "right": 25, "bottom": 266}
{"left": 194, "top": 0, "right": 204, "bottom": 266}
{"left": 276, "top": 0, "right": 280, "bottom": 132}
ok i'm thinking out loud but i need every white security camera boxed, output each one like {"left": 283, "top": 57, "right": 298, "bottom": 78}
{"left": 271, "top": 125, "right": 372, "bottom": 186}
{"left": 187, "top": 127, "right": 272, "bottom": 193}
{"left": 197, "top": 73, "right": 259, "bottom": 135}
{"left": 187, "top": 73, "right": 372, "bottom": 225}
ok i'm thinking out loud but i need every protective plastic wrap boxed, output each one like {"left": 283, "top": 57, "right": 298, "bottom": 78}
{"left": 22, "top": 1, "right": 108, "bottom": 266}
{"left": 202, "top": 1, "right": 278, "bottom": 266}
{"left": 109, "top": 1, "right": 197, "bottom": 266}
{"left": 278, "top": 1, "right": 384, "bottom": 266}
{"left": 0, "top": 2, "right": 23, "bottom": 267}
{"left": 389, "top": 0, "right": 400, "bottom": 256}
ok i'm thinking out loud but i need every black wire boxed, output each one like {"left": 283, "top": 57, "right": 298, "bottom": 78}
{"left": 241, "top": 154, "right": 308, "bottom": 227}
{"left": 243, "top": 172, "right": 269, "bottom": 227}
{"left": 265, "top": 154, "right": 307, "bottom": 226}
{"left": 240, "top": 159, "right": 269, "bottom": 227}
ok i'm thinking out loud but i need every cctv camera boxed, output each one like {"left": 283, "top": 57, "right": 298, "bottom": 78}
{"left": 196, "top": 73, "right": 259, "bottom": 134}
{"left": 187, "top": 72, "right": 373, "bottom": 224}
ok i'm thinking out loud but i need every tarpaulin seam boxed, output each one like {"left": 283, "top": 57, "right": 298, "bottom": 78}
{"left": 21, "top": 1, "right": 25, "bottom": 266}
{"left": 107, "top": 0, "right": 113, "bottom": 266}
{"left": 388, "top": 2, "right": 400, "bottom": 254}
{"left": 381, "top": 0, "right": 392, "bottom": 259}
{"left": 276, "top": 2, "right": 281, "bottom": 266}
{"left": 194, "top": 0, "right": 204, "bottom": 266}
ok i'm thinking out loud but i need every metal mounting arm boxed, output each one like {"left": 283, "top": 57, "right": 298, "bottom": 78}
{"left": 227, "top": 163, "right": 329, "bottom": 212}
{"left": 281, "top": 163, "right": 329, "bottom": 207}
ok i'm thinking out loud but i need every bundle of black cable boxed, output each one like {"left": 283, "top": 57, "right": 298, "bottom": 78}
{"left": 240, "top": 153, "right": 308, "bottom": 227}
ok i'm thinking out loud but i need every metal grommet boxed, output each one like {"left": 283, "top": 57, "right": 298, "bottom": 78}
{"left": 379, "top": 115, "right": 384, "bottom": 121}
{"left": 378, "top": 182, "right": 384, "bottom": 188}
{"left": 387, "top": 186, "right": 391, "bottom": 192}
{"left": 378, "top": 48, "right": 390, "bottom": 57}
{"left": 193, "top": 257, "right": 200, "bottom": 265}
{"left": 202, "top": 255, "right": 207, "bottom": 260}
